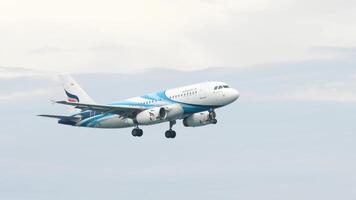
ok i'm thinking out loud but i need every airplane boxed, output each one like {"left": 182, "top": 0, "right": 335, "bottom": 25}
{"left": 39, "top": 75, "right": 239, "bottom": 139}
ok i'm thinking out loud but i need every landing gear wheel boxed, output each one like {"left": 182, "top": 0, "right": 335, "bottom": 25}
{"left": 209, "top": 111, "right": 216, "bottom": 119}
{"left": 132, "top": 128, "right": 143, "bottom": 137}
{"left": 165, "top": 130, "right": 176, "bottom": 138}
{"left": 170, "top": 130, "right": 176, "bottom": 138}
{"left": 165, "top": 121, "right": 177, "bottom": 139}
{"left": 131, "top": 129, "right": 137, "bottom": 137}
{"left": 137, "top": 129, "right": 143, "bottom": 137}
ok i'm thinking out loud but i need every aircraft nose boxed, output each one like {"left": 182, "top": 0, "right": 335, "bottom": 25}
{"left": 231, "top": 89, "right": 240, "bottom": 101}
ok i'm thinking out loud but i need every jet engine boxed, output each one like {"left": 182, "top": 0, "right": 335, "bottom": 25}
{"left": 136, "top": 104, "right": 184, "bottom": 125}
{"left": 136, "top": 107, "right": 167, "bottom": 125}
{"left": 161, "top": 104, "right": 184, "bottom": 120}
{"left": 183, "top": 111, "right": 217, "bottom": 127}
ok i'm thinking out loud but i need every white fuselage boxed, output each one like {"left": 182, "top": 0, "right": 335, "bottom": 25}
{"left": 73, "top": 81, "right": 239, "bottom": 128}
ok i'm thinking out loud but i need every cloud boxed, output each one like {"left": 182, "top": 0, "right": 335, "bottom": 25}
{"left": 0, "top": 88, "right": 54, "bottom": 102}
{"left": 284, "top": 79, "right": 356, "bottom": 102}
{"left": 28, "top": 44, "right": 126, "bottom": 54}
{"left": 0, "top": 66, "right": 59, "bottom": 80}
{"left": 0, "top": 67, "right": 60, "bottom": 102}
{"left": 0, "top": 0, "right": 355, "bottom": 73}
{"left": 247, "top": 75, "right": 356, "bottom": 102}
{"left": 28, "top": 46, "right": 66, "bottom": 54}
{"left": 312, "top": 46, "right": 356, "bottom": 60}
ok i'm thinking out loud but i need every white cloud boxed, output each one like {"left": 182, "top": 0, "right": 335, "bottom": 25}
{"left": 247, "top": 75, "right": 356, "bottom": 102}
{"left": 0, "top": 67, "right": 57, "bottom": 80}
{"left": 0, "top": 0, "right": 355, "bottom": 73}
{"left": 284, "top": 79, "right": 356, "bottom": 102}
{"left": 0, "top": 68, "right": 42, "bottom": 79}
{"left": 0, "top": 88, "right": 54, "bottom": 102}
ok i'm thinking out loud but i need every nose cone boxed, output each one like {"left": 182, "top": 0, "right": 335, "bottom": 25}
{"left": 230, "top": 89, "right": 240, "bottom": 101}
{"left": 223, "top": 88, "right": 239, "bottom": 104}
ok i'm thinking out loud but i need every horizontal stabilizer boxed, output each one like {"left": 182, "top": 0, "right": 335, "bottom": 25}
{"left": 37, "top": 114, "right": 79, "bottom": 121}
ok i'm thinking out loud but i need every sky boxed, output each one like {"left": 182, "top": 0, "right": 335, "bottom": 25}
{"left": 0, "top": 0, "right": 356, "bottom": 200}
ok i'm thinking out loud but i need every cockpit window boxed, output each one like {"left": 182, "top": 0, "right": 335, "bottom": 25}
{"left": 215, "top": 85, "right": 229, "bottom": 90}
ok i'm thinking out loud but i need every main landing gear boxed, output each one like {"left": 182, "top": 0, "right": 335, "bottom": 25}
{"left": 131, "top": 121, "right": 177, "bottom": 139}
{"left": 132, "top": 127, "right": 143, "bottom": 137}
{"left": 209, "top": 111, "right": 217, "bottom": 124}
{"left": 165, "top": 120, "right": 176, "bottom": 139}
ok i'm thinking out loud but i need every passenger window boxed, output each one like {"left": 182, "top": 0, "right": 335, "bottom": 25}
{"left": 223, "top": 85, "right": 229, "bottom": 88}
{"left": 218, "top": 86, "right": 223, "bottom": 89}
{"left": 214, "top": 86, "right": 218, "bottom": 90}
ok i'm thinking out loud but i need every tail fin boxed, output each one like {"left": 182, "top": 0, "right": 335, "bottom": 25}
{"left": 59, "top": 75, "right": 96, "bottom": 104}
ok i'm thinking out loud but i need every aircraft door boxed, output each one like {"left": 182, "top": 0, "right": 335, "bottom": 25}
{"left": 199, "top": 88, "right": 207, "bottom": 100}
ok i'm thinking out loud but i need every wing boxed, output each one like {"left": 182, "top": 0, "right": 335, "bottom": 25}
{"left": 55, "top": 101, "right": 146, "bottom": 118}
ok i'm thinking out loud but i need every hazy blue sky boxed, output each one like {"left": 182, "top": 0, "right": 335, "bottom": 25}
{"left": 1, "top": 61, "right": 355, "bottom": 200}
{"left": 0, "top": 0, "right": 355, "bottom": 199}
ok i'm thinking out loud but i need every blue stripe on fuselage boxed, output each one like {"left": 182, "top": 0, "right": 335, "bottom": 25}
{"left": 72, "top": 90, "right": 219, "bottom": 124}
{"left": 156, "top": 91, "right": 218, "bottom": 113}
{"left": 79, "top": 113, "right": 115, "bottom": 127}
{"left": 79, "top": 115, "right": 103, "bottom": 127}
{"left": 141, "top": 95, "right": 160, "bottom": 101}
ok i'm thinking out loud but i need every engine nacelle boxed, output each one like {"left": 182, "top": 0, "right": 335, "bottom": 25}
{"left": 183, "top": 111, "right": 217, "bottom": 127}
{"left": 136, "top": 107, "right": 167, "bottom": 125}
{"left": 161, "top": 104, "right": 184, "bottom": 120}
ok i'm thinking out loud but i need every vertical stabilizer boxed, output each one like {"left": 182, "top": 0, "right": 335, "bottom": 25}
{"left": 60, "top": 75, "right": 96, "bottom": 104}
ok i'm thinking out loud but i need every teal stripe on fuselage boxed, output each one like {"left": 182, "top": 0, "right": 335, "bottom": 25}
{"left": 74, "top": 90, "right": 220, "bottom": 124}
{"left": 141, "top": 94, "right": 160, "bottom": 101}
{"left": 156, "top": 91, "right": 218, "bottom": 113}
{"left": 88, "top": 113, "right": 115, "bottom": 127}
{"left": 80, "top": 114, "right": 113, "bottom": 127}
{"left": 109, "top": 101, "right": 157, "bottom": 108}
{"left": 109, "top": 91, "right": 218, "bottom": 114}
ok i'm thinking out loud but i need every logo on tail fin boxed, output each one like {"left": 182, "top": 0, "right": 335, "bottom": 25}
{"left": 65, "top": 89, "right": 80, "bottom": 102}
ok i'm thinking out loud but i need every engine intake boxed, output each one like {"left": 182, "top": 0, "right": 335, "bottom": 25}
{"left": 136, "top": 107, "right": 167, "bottom": 125}
{"left": 161, "top": 104, "right": 184, "bottom": 120}
{"left": 136, "top": 104, "right": 184, "bottom": 125}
